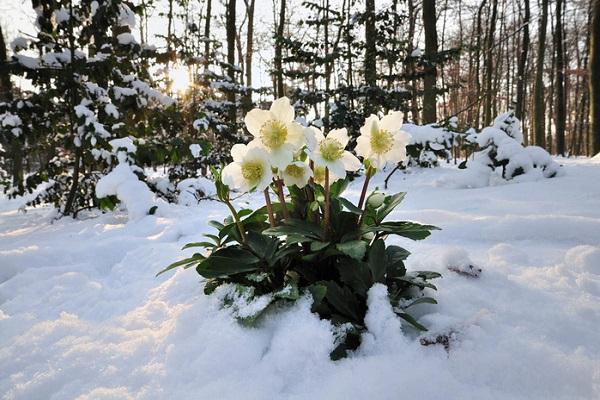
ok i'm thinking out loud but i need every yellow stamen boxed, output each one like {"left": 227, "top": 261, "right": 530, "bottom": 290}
{"left": 370, "top": 128, "right": 394, "bottom": 155}
{"left": 285, "top": 164, "right": 304, "bottom": 178}
{"left": 241, "top": 160, "right": 264, "bottom": 182}
{"left": 319, "top": 138, "right": 344, "bottom": 162}
{"left": 260, "top": 120, "right": 288, "bottom": 149}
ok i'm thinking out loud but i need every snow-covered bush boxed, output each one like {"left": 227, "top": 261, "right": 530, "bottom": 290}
{"left": 161, "top": 98, "right": 441, "bottom": 359}
{"left": 403, "top": 120, "right": 459, "bottom": 167}
{"left": 459, "top": 111, "right": 561, "bottom": 186}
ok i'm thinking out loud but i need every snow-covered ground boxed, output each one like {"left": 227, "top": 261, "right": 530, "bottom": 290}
{"left": 1, "top": 158, "right": 599, "bottom": 400}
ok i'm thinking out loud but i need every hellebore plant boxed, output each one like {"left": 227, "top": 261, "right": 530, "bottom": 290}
{"left": 160, "top": 97, "right": 441, "bottom": 359}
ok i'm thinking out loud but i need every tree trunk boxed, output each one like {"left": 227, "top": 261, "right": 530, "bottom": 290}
{"left": 483, "top": 0, "right": 498, "bottom": 126}
{"left": 274, "top": 0, "right": 286, "bottom": 97}
{"left": 243, "top": 0, "right": 255, "bottom": 108}
{"left": 554, "top": 0, "right": 566, "bottom": 155}
{"left": 515, "top": 0, "right": 530, "bottom": 143}
{"left": 422, "top": 0, "right": 438, "bottom": 124}
{"left": 364, "top": 0, "right": 376, "bottom": 115}
{"left": 204, "top": 0, "right": 212, "bottom": 71}
{"left": 590, "top": 0, "right": 600, "bottom": 155}
{"left": 533, "top": 0, "right": 549, "bottom": 148}
{"left": 226, "top": 0, "right": 237, "bottom": 122}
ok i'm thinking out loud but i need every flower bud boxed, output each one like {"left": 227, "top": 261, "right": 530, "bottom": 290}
{"left": 367, "top": 191, "right": 385, "bottom": 208}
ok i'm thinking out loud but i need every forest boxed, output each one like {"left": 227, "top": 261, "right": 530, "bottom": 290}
{"left": 0, "top": 0, "right": 598, "bottom": 216}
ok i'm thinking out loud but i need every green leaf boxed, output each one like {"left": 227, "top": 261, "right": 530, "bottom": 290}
{"left": 310, "top": 241, "right": 330, "bottom": 252}
{"left": 396, "top": 312, "right": 428, "bottom": 331}
{"left": 330, "top": 176, "right": 350, "bottom": 197}
{"left": 415, "top": 271, "right": 443, "bottom": 280}
{"left": 263, "top": 218, "right": 323, "bottom": 240}
{"left": 181, "top": 242, "right": 214, "bottom": 250}
{"left": 196, "top": 247, "right": 260, "bottom": 278}
{"left": 148, "top": 205, "right": 158, "bottom": 215}
{"left": 324, "top": 282, "right": 362, "bottom": 322}
{"left": 336, "top": 258, "right": 372, "bottom": 297}
{"left": 245, "top": 231, "right": 279, "bottom": 260}
{"left": 385, "top": 245, "right": 409, "bottom": 277}
{"left": 368, "top": 239, "right": 386, "bottom": 283}
{"left": 362, "top": 221, "right": 440, "bottom": 241}
{"left": 336, "top": 240, "right": 367, "bottom": 260}
{"left": 338, "top": 197, "right": 362, "bottom": 215}
{"left": 307, "top": 283, "right": 327, "bottom": 305}
{"left": 376, "top": 192, "right": 406, "bottom": 223}
{"left": 156, "top": 253, "right": 205, "bottom": 276}
{"left": 405, "top": 297, "right": 438, "bottom": 308}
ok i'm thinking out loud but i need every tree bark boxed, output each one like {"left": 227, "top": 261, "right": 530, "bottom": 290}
{"left": 590, "top": 0, "right": 600, "bottom": 155}
{"left": 554, "top": 0, "right": 566, "bottom": 155}
{"left": 226, "top": 0, "right": 237, "bottom": 122}
{"left": 243, "top": 0, "right": 255, "bottom": 108}
{"left": 483, "top": 0, "right": 498, "bottom": 126}
{"left": 515, "top": 0, "right": 530, "bottom": 142}
{"left": 274, "top": 0, "right": 286, "bottom": 97}
{"left": 533, "top": 0, "right": 549, "bottom": 148}
{"left": 364, "top": 0, "right": 376, "bottom": 87}
{"left": 422, "top": 0, "right": 438, "bottom": 124}
{"left": 204, "top": 0, "right": 212, "bottom": 71}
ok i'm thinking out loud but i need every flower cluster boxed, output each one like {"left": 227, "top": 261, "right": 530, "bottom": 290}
{"left": 222, "top": 97, "right": 411, "bottom": 198}
{"left": 163, "top": 97, "right": 441, "bottom": 360}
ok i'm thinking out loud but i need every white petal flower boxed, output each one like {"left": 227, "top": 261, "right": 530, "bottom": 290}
{"left": 305, "top": 127, "right": 361, "bottom": 180}
{"left": 281, "top": 161, "right": 313, "bottom": 188}
{"left": 312, "top": 164, "right": 343, "bottom": 186}
{"left": 244, "top": 97, "right": 304, "bottom": 170}
{"left": 222, "top": 143, "right": 273, "bottom": 192}
{"left": 356, "top": 111, "right": 411, "bottom": 170}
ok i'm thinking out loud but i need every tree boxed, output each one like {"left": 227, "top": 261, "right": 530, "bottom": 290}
{"left": 554, "top": 0, "right": 566, "bottom": 155}
{"left": 533, "top": 0, "right": 549, "bottom": 148}
{"left": 591, "top": 0, "right": 600, "bottom": 155}
{"left": 515, "top": 0, "right": 530, "bottom": 141}
{"left": 274, "top": 0, "right": 286, "bottom": 97}
{"left": 422, "top": 0, "right": 439, "bottom": 124}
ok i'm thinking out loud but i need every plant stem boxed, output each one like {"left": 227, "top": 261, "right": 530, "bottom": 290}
{"left": 264, "top": 187, "right": 276, "bottom": 227}
{"left": 324, "top": 167, "right": 330, "bottom": 236}
{"left": 224, "top": 196, "right": 246, "bottom": 243}
{"left": 275, "top": 178, "right": 290, "bottom": 220}
{"left": 357, "top": 166, "right": 374, "bottom": 210}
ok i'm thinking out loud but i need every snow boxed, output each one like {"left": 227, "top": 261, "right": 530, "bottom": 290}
{"left": 1, "top": 158, "right": 600, "bottom": 399}
{"left": 116, "top": 33, "right": 136, "bottom": 46}
{"left": 189, "top": 144, "right": 202, "bottom": 158}
{"left": 95, "top": 163, "right": 157, "bottom": 220}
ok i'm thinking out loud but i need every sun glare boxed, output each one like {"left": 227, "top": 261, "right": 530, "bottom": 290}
{"left": 170, "top": 65, "right": 191, "bottom": 94}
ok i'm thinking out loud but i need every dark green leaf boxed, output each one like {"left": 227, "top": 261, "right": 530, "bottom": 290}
{"left": 338, "top": 197, "right": 362, "bottom": 215}
{"left": 368, "top": 239, "right": 386, "bottom": 283}
{"left": 336, "top": 240, "right": 367, "bottom": 260}
{"left": 376, "top": 192, "right": 406, "bottom": 223}
{"left": 324, "top": 281, "right": 362, "bottom": 322}
{"left": 362, "top": 221, "right": 440, "bottom": 241}
{"left": 405, "top": 297, "right": 438, "bottom": 308}
{"left": 396, "top": 312, "right": 428, "bottom": 331}
{"left": 196, "top": 247, "right": 260, "bottom": 278}
{"left": 156, "top": 253, "right": 205, "bottom": 276}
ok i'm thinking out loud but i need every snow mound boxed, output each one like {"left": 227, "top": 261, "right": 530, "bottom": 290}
{"left": 95, "top": 163, "right": 157, "bottom": 220}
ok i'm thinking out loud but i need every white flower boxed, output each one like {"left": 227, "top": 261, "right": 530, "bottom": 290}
{"left": 222, "top": 143, "right": 273, "bottom": 192}
{"left": 244, "top": 97, "right": 305, "bottom": 170}
{"left": 281, "top": 161, "right": 313, "bottom": 188}
{"left": 355, "top": 111, "right": 411, "bottom": 169}
{"left": 312, "top": 164, "right": 343, "bottom": 186}
{"left": 305, "top": 127, "right": 361, "bottom": 179}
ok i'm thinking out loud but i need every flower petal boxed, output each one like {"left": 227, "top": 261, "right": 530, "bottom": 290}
{"left": 380, "top": 111, "right": 403, "bottom": 133}
{"left": 230, "top": 143, "right": 248, "bottom": 163}
{"left": 360, "top": 115, "right": 379, "bottom": 137}
{"left": 327, "top": 160, "right": 347, "bottom": 179}
{"left": 341, "top": 151, "right": 362, "bottom": 171}
{"left": 270, "top": 97, "right": 294, "bottom": 122}
{"left": 222, "top": 162, "right": 243, "bottom": 190}
{"left": 244, "top": 109, "right": 271, "bottom": 137}
{"left": 355, "top": 136, "right": 370, "bottom": 158}
{"left": 328, "top": 128, "right": 349, "bottom": 148}
{"left": 286, "top": 121, "right": 305, "bottom": 148}
{"left": 304, "top": 127, "right": 323, "bottom": 151}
